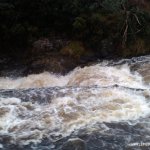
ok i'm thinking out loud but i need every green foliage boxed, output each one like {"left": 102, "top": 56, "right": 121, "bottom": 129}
{"left": 101, "top": 0, "right": 125, "bottom": 12}
{"left": 61, "top": 41, "right": 85, "bottom": 58}
{"left": 0, "top": 0, "right": 149, "bottom": 56}
{"left": 73, "top": 17, "right": 86, "bottom": 31}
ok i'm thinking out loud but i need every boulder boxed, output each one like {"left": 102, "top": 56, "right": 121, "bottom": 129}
{"left": 62, "top": 138, "right": 87, "bottom": 150}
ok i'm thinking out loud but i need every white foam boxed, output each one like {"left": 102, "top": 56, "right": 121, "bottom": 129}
{"left": 0, "top": 64, "right": 147, "bottom": 89}
{"left": 0, "top": 97, "right": 21, "bottom": 105}
{"left": 0, "top": 88, "right": 149, "bottom": 144}
{"left": 0, "top": 58, "right": 149, "bottom": 144}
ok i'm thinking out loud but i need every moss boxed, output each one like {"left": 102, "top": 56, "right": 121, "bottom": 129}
{"left": 60, "top": 41, "right": 86, "bottom": 59}
{"left": 73, "top": 17, "right": 86, "bottom": 31}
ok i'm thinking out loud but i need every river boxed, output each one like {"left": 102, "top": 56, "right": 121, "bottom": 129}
{"left": 0, "top": 55, "right": 150, "bottom": 150}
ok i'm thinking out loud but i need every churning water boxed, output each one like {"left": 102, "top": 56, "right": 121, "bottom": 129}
{"left": 0, "top": 55, "right": 150, "bottom": 150}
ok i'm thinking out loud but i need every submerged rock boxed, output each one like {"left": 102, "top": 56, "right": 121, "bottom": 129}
{"left": 62, "top": 138, "right": 87, "bottom": 150}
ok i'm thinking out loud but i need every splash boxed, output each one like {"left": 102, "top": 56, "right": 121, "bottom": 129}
{"left": 0, "top": 87, "right": 150, "bottom": 145}
{"left": 0, "top": 57, "right": 150, "bottom": 146}
{"left": 0, "top": 64, "right": 146, "bottom": 89}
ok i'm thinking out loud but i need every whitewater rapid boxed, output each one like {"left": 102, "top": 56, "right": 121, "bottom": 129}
{"left": 0, "top": 64, "right": 147, "bottom": 89}
{"left": 0, "top": 55, "right": 150, "bottom": 148}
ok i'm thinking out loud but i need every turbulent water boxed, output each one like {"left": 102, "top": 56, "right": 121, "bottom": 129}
{"left": 0, "top": 55, "right": 150, "bottom": 150}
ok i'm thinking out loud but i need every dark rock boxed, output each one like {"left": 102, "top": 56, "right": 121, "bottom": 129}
{"left": 99, "top": 38, "right": 114, "bottom": 58}
{"left": 32, "top": 36, "right": 69, "bottom": 55}
{"left": 24, "top": 54, "right": 79, "bottom": 75}
{"left": 62, "top": 138, "right": 87, "bottom": 150}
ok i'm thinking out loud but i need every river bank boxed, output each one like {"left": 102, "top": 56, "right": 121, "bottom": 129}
{"left": 1, "top": 36, "right": 150, "bottom": 78}
{"left": 0, "top": 0, "right": 150, "bottom": 75}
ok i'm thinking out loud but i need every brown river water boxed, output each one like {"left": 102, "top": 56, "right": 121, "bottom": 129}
{"left": 0, "top": 55, "right": 150, "bottom": 150}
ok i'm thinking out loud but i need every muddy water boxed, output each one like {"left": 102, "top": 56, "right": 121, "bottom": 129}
{"left": 0, "top": 55, "right": 150, "bottom": 150}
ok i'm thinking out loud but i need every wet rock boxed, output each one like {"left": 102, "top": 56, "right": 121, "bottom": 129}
{"left": 100, "top": 38, "right": 114, "bottom": 57}
{"left": 33, "top": 38, "right": 53, "bottom": 53}
{"left": 62, "top": 138, "right": 87, "bottom": 150}
{"left": 0, "top": 134, "right": 13, "bottom": 144}
{"left": 131, "top": 63, "right": 150, "bottom": 84}
{"left": 23, "top": 39, "right": 98, "bottom": 75}
{"left": 0, "top": 107, "right": 10, "bottom": 117}
{"left": 32, "top": 36, "right": 69, "bottom": 55}
{"left": 24, "top": 54, "right": 79, "bottom": 75}
{"left": 0, "top": 38, "right": 97, "bottom": 76}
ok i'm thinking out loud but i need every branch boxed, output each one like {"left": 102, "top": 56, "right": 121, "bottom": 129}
{"left": 133, "top": 14, "right": 141, "bottom": 25}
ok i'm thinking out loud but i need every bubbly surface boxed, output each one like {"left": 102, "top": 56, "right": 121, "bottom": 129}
{"left": 0, "top": 55, "right": 150, "bottom": 146}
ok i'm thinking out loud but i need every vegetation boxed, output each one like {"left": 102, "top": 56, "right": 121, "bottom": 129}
{"left": 60, "top": 41, "right": 85, "bottom": 59}
{"left": 0, "top": 0, "right": 149, "bottom": 56}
